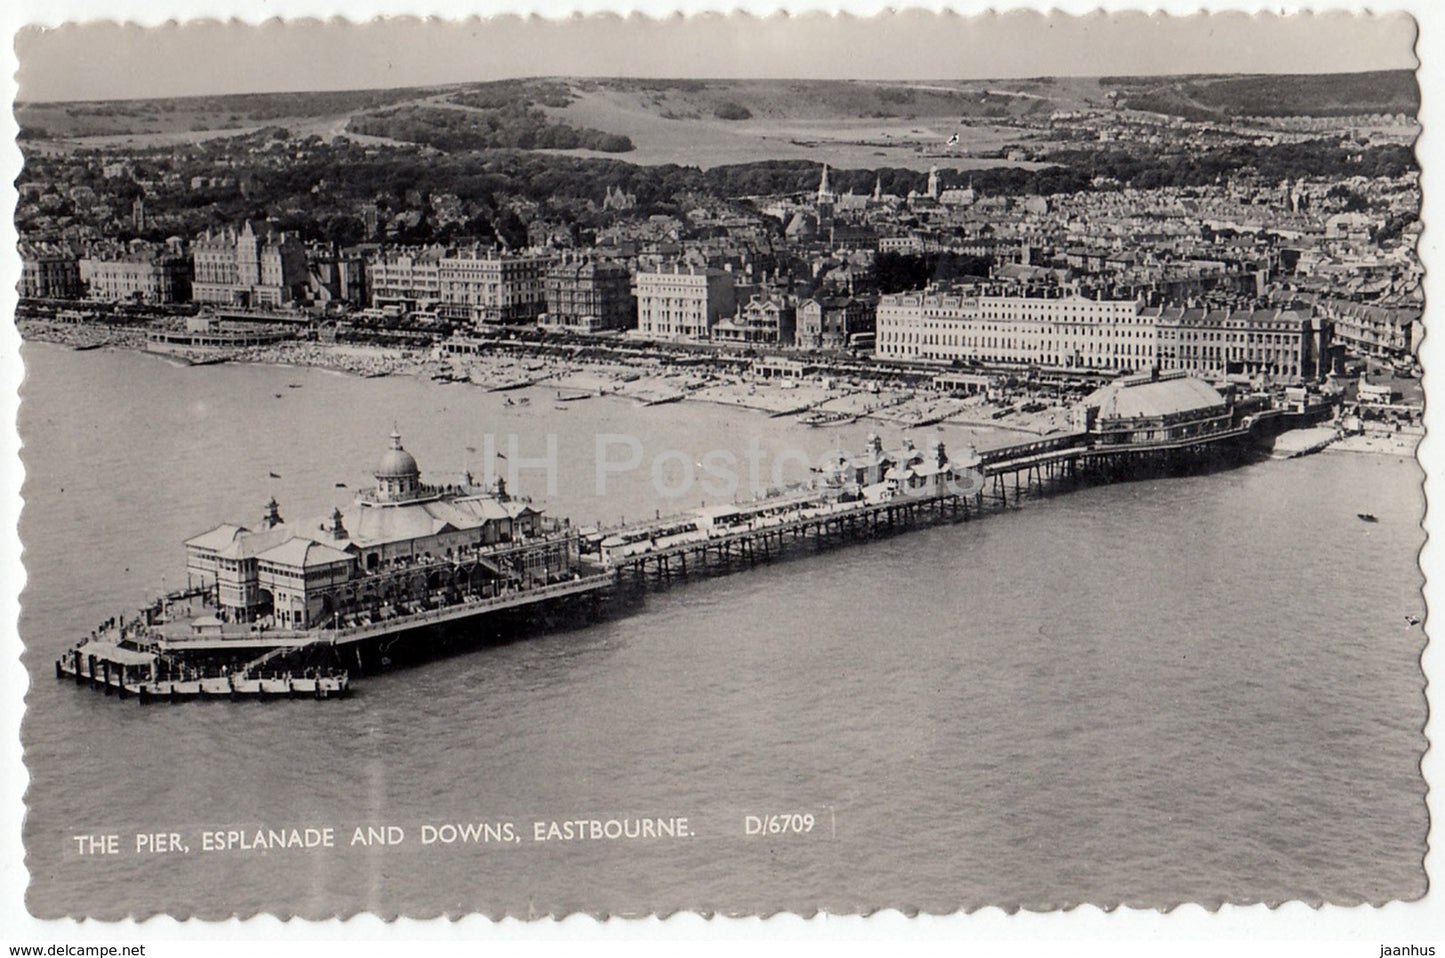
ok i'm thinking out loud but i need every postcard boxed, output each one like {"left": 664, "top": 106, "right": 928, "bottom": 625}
{"left": 2, "top": 5, "right": 1437, "bottom": 947}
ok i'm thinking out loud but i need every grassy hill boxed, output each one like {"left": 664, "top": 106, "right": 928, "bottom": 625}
{"left": 14, "top": 86, "right": 444, "bottom": 140}
{"left": 1107, "top": 70, "right": 1419, "bottom": 119}
{"left": 16, "top": 71, "right": 1418, "bottom": 169}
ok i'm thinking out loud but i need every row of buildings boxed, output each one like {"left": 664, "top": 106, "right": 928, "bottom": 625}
{"left": 20, "top": 227, "right": 879, "bottom": 349}
{"left": 17, "top": 224, "right": 1362, "bottom": 383}
{"left": 630, "top": 265, "right": 877, "bottom": 349}
{"left": 20, "top": 222, "right": 306, "bottom": 308}
{"left": 875, "top": 285, "right": 1332, "bottom": 382}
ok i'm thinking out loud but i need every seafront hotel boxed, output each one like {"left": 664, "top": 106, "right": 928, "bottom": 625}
{"left": 875, "top": 286, "right": 1330, "bottom": 383}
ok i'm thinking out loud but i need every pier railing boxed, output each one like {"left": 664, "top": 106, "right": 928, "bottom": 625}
{"left": 325, "top": 571, "right": 617, "bottom": 645}
{"left": 978, "top": 432, "right": 1087, "bottom": 468}
{"left": 152, "top": 571, "right": 617, "bottom": 652}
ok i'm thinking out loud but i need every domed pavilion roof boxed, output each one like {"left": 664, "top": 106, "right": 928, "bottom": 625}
{"left": 1082, "top": 373, "right": 1225, "bottom": 421}
{"left": 375, "top": 431, "right": 420, "bottom": 480}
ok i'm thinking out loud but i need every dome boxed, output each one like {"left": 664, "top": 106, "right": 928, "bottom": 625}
{"left": 1082, "top": 375, "right": 1225, "bottom": 422}
{"left": 374, "top": 431, "right": 420, "bottom": 479}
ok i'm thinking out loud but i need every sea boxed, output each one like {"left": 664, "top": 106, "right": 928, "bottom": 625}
{"left": 16, "top": 342, "right": 1428, "bottom": 918}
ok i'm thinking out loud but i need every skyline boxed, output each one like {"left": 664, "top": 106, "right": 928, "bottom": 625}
{"left": 14, "top": 10, "right": 1420, "bottom": 104}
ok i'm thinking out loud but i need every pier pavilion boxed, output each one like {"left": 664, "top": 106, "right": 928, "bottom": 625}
{"left": 184, "top": 432, "right": 577, "bottom": 629}
{"left": 1075, "top": 370, "right": 1235, "bottom": 446}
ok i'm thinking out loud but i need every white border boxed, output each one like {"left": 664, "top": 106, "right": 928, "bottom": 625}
{"left": 1, "top": 2, "right": 1438, "bottom": 951}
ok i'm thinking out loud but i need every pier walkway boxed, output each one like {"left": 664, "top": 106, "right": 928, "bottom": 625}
{"left": 606, "top": 490, "right": 975, "bottom": 582}
{"left": 603, "top": 418, "right": 1267, "bottom": 580}
{"left": 148, "top": 569, "right": 619, "bottom": 655}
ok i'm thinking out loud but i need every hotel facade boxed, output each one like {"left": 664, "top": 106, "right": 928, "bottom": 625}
{"left": 437, "top": 249, "right": 554, "bottom": 326}
{"left": 78, "top": 249, "right": 192, "bottom": 304}
{"left": 876, "top": 285, "right": 1327, "bottom": 383}
{"left": 634, "top": 266, "right": 737, "bottom": 341}
{"left": 877, "top": 289, "right": 1153, "bottom": 371}
{"left": 542, "top": 257, "right": 635, "bottom": 332}
{"left": 191, "top": 220, "right": 308, "bottom": 307}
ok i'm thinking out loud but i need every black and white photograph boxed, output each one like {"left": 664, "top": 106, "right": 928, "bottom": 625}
{"left": 1, "top": 2, "right": 1439, "bottom": 948}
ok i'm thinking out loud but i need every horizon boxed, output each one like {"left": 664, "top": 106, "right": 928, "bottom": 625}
{"left": 14, "top": 11, "right": 1419, "bottom": 104}
{"left": 11, "top": 66, "right": 1423, "bottom": 108}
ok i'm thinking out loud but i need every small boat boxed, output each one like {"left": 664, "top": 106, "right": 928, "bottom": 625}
{"left": 639, "top": 391, "right": 686, "bottom": 407}
{"left": 1357, "top": 513, "right": 1378, "bottom": 523}
{"left": 553, "top": 404, "right": 569, "bottom": 411}
{"left": 796, "top": 410, "right": 857, "bottom": 427}
{"left": 288, "top": 383, "right": 303, "bottom": 389}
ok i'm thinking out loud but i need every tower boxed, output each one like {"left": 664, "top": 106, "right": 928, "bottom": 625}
{"left": 372, "top": 431, "right": 423, "bottom": 502}
{"left": 816, "top": 164, "right": 836, "bottom": 226}
{"left": 325, "top": 507, "right": 347, "bottom": 540}
{"left": 817, "top": 164, "right": 835, "bottom": 204}
{"left": 236, "top": 219, "right": 262, "bottom": 288}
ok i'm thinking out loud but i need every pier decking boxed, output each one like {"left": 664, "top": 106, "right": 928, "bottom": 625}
{"left": 603, "top": 488, "right": 975, "bottom": 583}
{"left": 55, "top": 647, "right": 349, "bottom": 701}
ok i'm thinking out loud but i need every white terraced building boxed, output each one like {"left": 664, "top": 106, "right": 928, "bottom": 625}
{"left": 876, "top": 286, "right": 1327, "bottom": 383}
{"left": 876, "top": 287, "right": 1152, "bottom": 372}
{"left": 634, "top": 266, "right": 737, "bottom": 341}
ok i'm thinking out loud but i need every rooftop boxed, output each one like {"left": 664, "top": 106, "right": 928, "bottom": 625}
{"left": 1082, "top": 373, "right": 1226, "bottom": 421}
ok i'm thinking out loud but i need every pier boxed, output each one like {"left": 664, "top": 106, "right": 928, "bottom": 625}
{"left": 599, "top": 415, "right": 1259, "bottom": 584}
{"left": 605, "top": 488, "right": 976, "bottom": 585}
{"left": 56, "top": 371, "right": 1329, "bottom": 704}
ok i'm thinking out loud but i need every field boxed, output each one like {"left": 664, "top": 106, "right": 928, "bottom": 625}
{"left": 539, "top": 84, "right": 1057, "bottom": 170}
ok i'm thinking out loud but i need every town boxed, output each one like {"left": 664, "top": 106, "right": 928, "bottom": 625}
{"left": 15, "top": 73, "right": 1423, "bottom": 446}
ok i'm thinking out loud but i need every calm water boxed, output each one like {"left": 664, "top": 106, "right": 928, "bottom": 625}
{"left": 18, "top": 343, "right": 1428, "bottom": 917}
